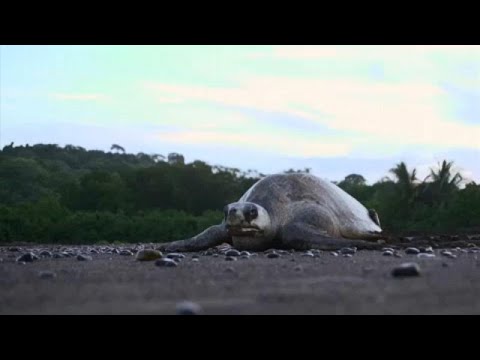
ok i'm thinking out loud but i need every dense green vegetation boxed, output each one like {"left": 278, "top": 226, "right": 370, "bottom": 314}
{"left": 0, "top": 143, "right": 479, "bottom": 244}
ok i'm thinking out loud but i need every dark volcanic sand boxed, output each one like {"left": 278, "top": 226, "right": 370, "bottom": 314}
{"left": 1, "top": 244, "right": 480, "bottom": 315}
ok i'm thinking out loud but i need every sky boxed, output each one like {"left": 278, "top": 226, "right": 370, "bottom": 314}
{"left": 0, "top": 45, "right": 479, "bottom": 184}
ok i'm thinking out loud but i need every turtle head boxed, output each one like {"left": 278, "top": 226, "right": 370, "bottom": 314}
{"left": 223, "top": 202, "right": 274, "bottom": 250}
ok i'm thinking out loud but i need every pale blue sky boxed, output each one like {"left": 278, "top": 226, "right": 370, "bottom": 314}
{"left": 1, "top": 45, "right": 479, "bottom": 183}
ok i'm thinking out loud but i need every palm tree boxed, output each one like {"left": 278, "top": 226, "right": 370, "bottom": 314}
{"left": 423, "top": 160, "right": 462, "bottom": 206}
{"left": 110, "top": 144, "right": 125, "bottom": 154}
{"left": 389, "top": 162, "right": 418, "bottom": 203}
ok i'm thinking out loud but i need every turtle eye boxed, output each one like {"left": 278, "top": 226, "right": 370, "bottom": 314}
{"left": 250, "top": 208, "right": 258, "bottom": 218}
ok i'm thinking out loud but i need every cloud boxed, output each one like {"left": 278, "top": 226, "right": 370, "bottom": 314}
{"left": 156, "top": 129, "right": 351, "bottom": 158}
{"left": 267, "top": 45, "right": 480, "bottom": 60}
{"left": 49, "top": 93, "right": 111, "bottom": 102}
{"left": 144, "top": 77, "right": 480, "bottom": 151}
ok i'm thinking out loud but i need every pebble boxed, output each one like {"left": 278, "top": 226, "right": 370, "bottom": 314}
{"left": 225, "top": 256, "right": 237, "bottom": 261}
{"left": 135, "top": 249, "right": 163, "bottom": 261}
{"left": 441, "top": 251, "right": 457, "bottom": 259}
{"left": 239, "top": 255, "right": 250, "bottom": 260}
{"left": 120, "top": 250, "right": 134, "bottom": 256}
{"left": 39, "top": 251, "right": 52, "bottom": 257}
{"left": 343, "top": 254, "right": 353, "bottom": 258}
{"left": 301, "top": 252, "right": 314, "bottom": 258}
{"left": 267, "top": 252, "right": 280, "bottom": 259}
{"left": 382, "top": 248, "right": 395, "bottom": 252}
{"left": 53, "top": 253, "right": 64, "bottom": 259}
{"left": 417, "top": 253, "right": 436, "bottom": 259}
{"left": 340, "top": 247, "right": 357, "bottom": 255}
{"left": 176, "top": 301, "right": 203, "bottom": 315}
{"left": 16, "top": 253, "right": 38, "bottom": 263}
{"left": 8, "top": 247, "right": 20, "bottom": 252}
{"left": 405, "top": 247, "right": 420, "bottom": 255}
{"left": 155, "top": 258, "right": 178, "bottom": 267}
{"left": 383, "top": 250, "right": 394, "bottom": 256}
{"left": 166, "top": 253, "right": 186, "bottom": 261}
{"left": 240, "top": 251, "right": 251, "bottom": 257}
{"left": 391, "top": 263, "right": 421, "bottom": 277}
{"left": 419, "top": 246, "right": 434, "bottom": 254}
{"left": 225, "top": 249, "right": 241, "bottom": 257}
{"left": 77, "top": 255, "right": 92, "bottom": 261}
{"left": 330, "top": 252, "right": 339, "bottom": 257}
{"left": 192, "top": 258, "right": 199, "bottom": 262}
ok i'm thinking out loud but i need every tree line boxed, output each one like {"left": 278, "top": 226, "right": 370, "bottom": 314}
{"left": 0, "top": 143, "right": 478, "bottom": 244}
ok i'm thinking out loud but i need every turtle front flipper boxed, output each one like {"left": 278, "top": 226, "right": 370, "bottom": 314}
{"left": 368, "top": 208, "right": 381, "bottom": 227}
{"left": 157, "top": 224, "right": 230, "bottom": 252}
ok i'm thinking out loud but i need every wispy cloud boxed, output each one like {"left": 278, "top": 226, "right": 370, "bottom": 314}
{"left": 49, "top": 93, "right": 111, "bottom": 102}
{"left": 144, "top": 77, "right": 480, "bottom": 150}
{"left": 157, "top": 129, "right": 351, "bottom": 158}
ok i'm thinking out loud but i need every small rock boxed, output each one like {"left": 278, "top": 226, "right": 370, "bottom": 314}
{"left": 155, "top": 258, "right": 178, "bottom": 267}
{"left": 120, "top": 250, "right": 134, "bottom": 256}
{"left": 77, "top": 255, "right": 92, "bottom": 261}
{"left": 302, "top": 252, "right": 314, "bottom": 258}
{"left": 417, "top": 253, "right": 436, "bottom": 259}
{"left": 382, "top": 247, "right": 395, "bottom": 252}
{"left": 394, "top": 252, "right": 403, "bottom": 258}
{"left": 166, "top": 253, "right": 186, "bottom": 261}
{"left": 441, "top": 251, "right": 457, "bottom": 259}
{"left": 343, "top": 254, "right": 353, "bottom": 258}
{"left": 391, "top": 263, "right": 421, "bottom": 277}
{"left": 53, "top": 253, "right": 64, "bottom": 259}
{"left": 90, "top": 249, "right": 99, "bottom": 254}
{"left": 39, "top": 250, "right": 53, "bottom": 257}
{"left": 212, "top": 254, "right": 219, "bottom": 258}
{"left": 405, "top": 247, "right": 420, "bottom": 255}
{"left": 203, "top": 249, "right": 214, "bottom": 256}
{"left": 8, "top": 247, "right": 20, "bottom": 252}
{"left": 225, "top": 256, "right": 237, "bottom": 261}
{"left": 330, "top": 252, "right": 339, "bottom": 257}
{"left": 383, "top": 250, "right": 394, "bottom": 256}
{"left": 277, "top": 250, "right": 290, "bottom": 255}
{"left": 239, "top": 255, "right": 250, "bottom": 260}
{"left": 225, "top": 249, "right": 241, "bottom": 257}
{"left": 239, "top": 251, "right": 251, "bottom": 257}
{"left": 176, "top": 301, "right": 203, "bottom": 315}
{"left": 135, "top": 249, "right": 163, "bottom": 261}
{"left": 250, "top": 253, "right": 258, "bottom": 257}
{"left": 192, "top": 258, "right": 199, "bottom": 262}
{"left": 419, "top": 246, "right": 434, "bottom": 254}
{"left": 39, "top": 271, "right": 57, "bottom": 279}
{"left": 340, "top": 247, "right": 357, "bottom": 255}
{"left": 267, "top": 252, "right": 280, "bottom": 259}
{"left": 16, "top": 253, "right": 38, "bottom": 263}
